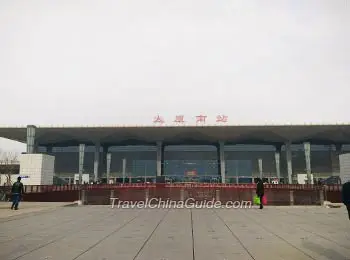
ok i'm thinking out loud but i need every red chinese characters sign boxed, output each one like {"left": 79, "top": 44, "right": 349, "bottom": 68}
{"left": 216, "top": 114, "right": 228, "bottom": 123}
{"left": 153, "top": 114, "right": 228, "bottom": 125}
{"left": 196, "top": 114, "right": 207, "bottom": 124}
{"left": 174, "top": 115, "right": 185, "bottom": 124}
{"left": 153, "top": 115, "right": 165, "bottom": 124}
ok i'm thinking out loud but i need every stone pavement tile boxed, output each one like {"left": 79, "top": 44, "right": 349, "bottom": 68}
{"left": 0, "top": 207, "right": 98, "bottom": 243}
{"left": 216, "top": 209, "right": 314, "bottom": 260}
{"left": 135, "top": 209, "right": 193, "bottom": 260}
{"left": 239, "top": 209, "right": 350, "bottom": 260}
{"left": 191, "top": 209, "right": 253, "bottom": 260}
{"left": 73, "top": 209, "right": 169, "bottom": 260}
{"left": 1, "top": 206, "right": 349, "bottom": 260}
{"left": 0, "top": 207, "right": 118, "bottom": 260}
{"left": 16, "top": 209, "right": 141, "bottom": 260}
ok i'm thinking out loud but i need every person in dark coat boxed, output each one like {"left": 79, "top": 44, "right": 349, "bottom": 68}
{"left": 342, "top": 180, "right": 350, "bottom": 220}
{"left": 256, "top": 178, "right": 264, "bottom": 209}
{"left": 11, "top": 177, "right": 24, "bottom": 210}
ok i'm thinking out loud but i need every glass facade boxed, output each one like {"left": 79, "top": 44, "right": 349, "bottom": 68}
{"left": 39, "top": 144, "right": 348, "bottom": 183}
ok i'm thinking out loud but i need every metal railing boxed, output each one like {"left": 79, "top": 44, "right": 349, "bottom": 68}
{"left": 0, "top": 183, "right": 342, "bottom": 204}
{"left": 0, "top": 183, "right": 339, "bottom": 193}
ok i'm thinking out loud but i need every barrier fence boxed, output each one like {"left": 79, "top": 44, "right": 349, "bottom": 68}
{"left": 0, "top": 184, "right": 342, "bottom": 205}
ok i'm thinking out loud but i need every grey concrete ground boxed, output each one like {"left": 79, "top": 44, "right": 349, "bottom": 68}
{"left": 0, "top": 204, "right": 349, "bottom": 260}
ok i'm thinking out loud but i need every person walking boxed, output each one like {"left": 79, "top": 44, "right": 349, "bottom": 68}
{"left": 342, "top": 180, "right": 350, "bottom": 220}
{"left": 11, "top": 177, "right": 24, "bottom": 210}
{"left": 256, "top": 178, "right": 264, "bottom": 209}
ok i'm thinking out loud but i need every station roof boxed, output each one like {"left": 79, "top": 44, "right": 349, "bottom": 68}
{"left": 0, "top": 124, "right": 349, "bottom": 146}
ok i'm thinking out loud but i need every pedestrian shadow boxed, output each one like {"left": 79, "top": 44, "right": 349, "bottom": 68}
{"left": 302, "top": 240, "right": 349, "bottom": 260}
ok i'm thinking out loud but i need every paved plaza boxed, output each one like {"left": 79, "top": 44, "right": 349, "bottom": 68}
{"left": 0, "top": 204, "right": 349, "bottom": 260}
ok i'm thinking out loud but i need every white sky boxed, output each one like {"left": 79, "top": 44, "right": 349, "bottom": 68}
{"left": 0, "top": 0, "right": 350, "bottom": 152}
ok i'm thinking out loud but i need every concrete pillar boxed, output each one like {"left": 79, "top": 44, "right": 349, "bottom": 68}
{"left": 180, "top": 188, "right": 185, "bottom": 201}
{"left": 93, "top": 143, "right": 100, "bottom": 182}
{"left": 275, "top": 146, "right": 281, "bottom": 180}
{"left": 319, "top": 188, "right": 324, "bottom": 206}
{"left": 285, "top": 142, "right": 293, "bottom": 184}
{"left": 26, "top": 125, "right": 36, "bottom": 154}
{"left": 218, "top": 141, "right": 226, "bottom": 183}
{"left": 106, "top": 153, "right": 112, "bottom": 183}
{"left": 145, "top": 188, "right": 149, "bottom": 201}
{"left": 100, "top": 146, "right": 108, "bottom": 178}
{"left": 304, "top": 142, "right": 312, "bottom": 184}
{"left": 258, "top": 158, "right": 263, "bottom": 179}
{"left": 215, "top": 190, "right": 220, "bottom": 201}
{"left": 80, "top": 189, "right": 86, "bottom": 205}
{"left": 289, "top": 190, "right": 294, "bottom": 205}
{"left": 78, "top": 144, "right": 85, "bottom": 184}
{"left": 330, "top": 144, "right": 342, "bottom": 175}
{"left": 122, "top": 158, "right": 126, "bottom": 183}
{"left": 156, "top": 141, "right": 164, "bottom": 176}
{"left": 110, "top": 190, "right": 115, "bottom": 207}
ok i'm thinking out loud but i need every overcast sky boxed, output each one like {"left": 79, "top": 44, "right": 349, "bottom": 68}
{"left": 0, "top": 0, "right": 349, "bottom": 152}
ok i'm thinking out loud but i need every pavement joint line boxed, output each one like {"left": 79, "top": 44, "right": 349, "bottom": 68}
{"left": 72, "top": 210, "right": 143, "bottom": 260}
{"left": 212, "top": 209, "right": 256, "bottom": 260}
{"left": 10, "top": 208, "right": 133, "bottom": 260}
{"left": 239, "top": 210, "right": 317, "bottom": 260}
{"left": 190, "top": 209, "right": 195, "bottom": 260}
{"left": 132, "top": 209, "right": 170, "bottom": 260}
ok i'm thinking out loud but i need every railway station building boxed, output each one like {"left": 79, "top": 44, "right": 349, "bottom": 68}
{"left": 0, "top": 124, "right": 349, "bottom": 184}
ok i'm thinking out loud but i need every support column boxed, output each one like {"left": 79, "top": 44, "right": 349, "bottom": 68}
{"left": 218, "top": 141, "right": 226, "bottom": 183}
{"left": 26, "top": 125, "right": 36, "bottom": 154}
{"left": 156, "top": 141, "right": 164, "bottom": 177}
{"left": 285, "top": 142, "right": 293, "bottom": 184}
{"left": 93, "top": 143, "right": 100, "bottom": 182}
{"left": 101, "top": 146, "right": 108, "bottom": 178}
{"left": 258, "top": 158, "right": 263, "bottom": 179}
{"left": 78, "top": 144, "right": 85, "bottom": 184}
{"left": 330, "top": 144, "right": 342, "bottom": 175}
{"left": 106, "top": 152, "right": 112, "bottom": 183}
{"left": 304, "top": 142, "right": 312, "bottom": 184}
{"left": 275, "top": 146, "right": 281, "bottom": 180}
{"left": 122, "top": 158, "right": 127, "bottom": 183}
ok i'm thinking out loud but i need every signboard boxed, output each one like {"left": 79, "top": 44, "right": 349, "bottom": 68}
{"left": 297, "top": 174, "right": 314, "bottom": 185}
{"left": 185, "top": 170, "right": 197, "bottom": 177}
{"left": 74, "top": 174, "right": 90, "bottom": 184}
{"left": 153, "top": 114, "right": 228, "bottom": 125}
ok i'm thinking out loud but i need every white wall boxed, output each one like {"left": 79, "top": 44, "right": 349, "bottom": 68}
{"left": 19, "top": 154, "right": 55, "bottom": 185}
{"left": 339, "top": 153, "right": 350, "bottom": 184}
